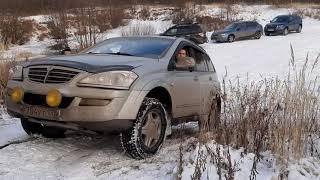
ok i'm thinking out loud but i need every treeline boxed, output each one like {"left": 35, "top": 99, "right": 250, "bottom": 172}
{"left": 0, "top": 0, "right": 319, "bottom": 15}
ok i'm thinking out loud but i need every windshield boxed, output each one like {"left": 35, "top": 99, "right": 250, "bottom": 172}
{"left": 224, "top": 23, "right": 237, "bottom": 30}
{"left": 271, "top": 16, "right": 289, "bottom": 23}
{"left": 84, "top": 38, "right": 174, "bottom": 59}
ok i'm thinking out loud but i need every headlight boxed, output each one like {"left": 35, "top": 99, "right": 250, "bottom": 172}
{"left": 10, "top": 65, "right": 23, "bottom": 81}
{"left": 78, "top": 71, "right": 138, "bottom": 89}
{"left": 276, "top": 25, "right": 285, "bottom": 30}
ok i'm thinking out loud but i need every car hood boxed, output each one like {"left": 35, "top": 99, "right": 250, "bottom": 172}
{"left": 212, "top": 30, "right": 232, "bottom": 35}
{"left": 23, "top": 54, "right": 156, "bottom": 73}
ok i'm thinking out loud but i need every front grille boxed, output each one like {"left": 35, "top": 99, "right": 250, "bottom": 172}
{"left": 28, "top": 66, "right": 79, "bottom": 84}
{"left": 23, "top": 93, "right": 74, "bottom": 108}
{"left": 266, "top": 25, "right": 276, "bottom": 29}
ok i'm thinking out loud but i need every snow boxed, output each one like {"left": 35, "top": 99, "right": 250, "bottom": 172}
{"left": 0, "top": 4, "right": 320, "bottom": 180}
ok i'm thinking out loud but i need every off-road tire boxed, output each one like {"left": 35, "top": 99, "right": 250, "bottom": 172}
{"left": 120, "top": 98, "right": 167, "bottom": 159}
{"left": 227, "top": 35, "right": 235, "bottom": 43}
{"left": 21, "top": 118, "right": 66, "bottom": 138}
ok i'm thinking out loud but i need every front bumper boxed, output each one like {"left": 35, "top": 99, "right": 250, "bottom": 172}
{"left": 264, "top": 28, "right": 284, "bottom": 35}
{"left": 5, "top": 78, "right": 147, "bottom": 124}
{"left": 211, "top": 34, "right": 228, "bottom": 42}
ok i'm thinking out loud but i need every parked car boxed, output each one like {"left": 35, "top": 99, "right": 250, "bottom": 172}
{"left": 264, "top": 15, "right": 302, "bottom": 36}
{"left": 211, "top": 21, "right": 263, "bottom": 43}
{"left": 5, "top": 36, "right": 221, "bottom": 159}
{"left": 160, "top": 23, "right": 208, "bottom": 44}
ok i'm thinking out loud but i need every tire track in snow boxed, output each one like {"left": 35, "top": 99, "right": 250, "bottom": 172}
{"left": 0, "top": 137, "right": 37, "bottom": 150}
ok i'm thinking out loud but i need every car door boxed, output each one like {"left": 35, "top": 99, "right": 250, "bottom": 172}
{"left": 246, "top": 22, "right": 257, "bottom": 37}
{"left": 169, "top": 45, "right": 200, "bottom": 118}
{"left": 288, "top": 16, "right": 296, "bottom": 31}
{"left": 191, "top": 48, "right": 219, "bottom": 116}
{"left": 235, "top": 23, "right": 247, "bottom": 39}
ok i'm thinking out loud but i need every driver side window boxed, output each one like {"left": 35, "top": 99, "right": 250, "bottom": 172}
{"left": 174, "top": 46, "right": 195, "bottom": 72}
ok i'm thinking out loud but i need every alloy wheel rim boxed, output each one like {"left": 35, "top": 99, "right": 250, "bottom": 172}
{"left": 256, "top": 32, "right": 261, "bottom": 38}
{"left": 228, "top": 36, "right": 234, "bottom": 42}
{"left": 141, "top": 110, "right": 162, "bottom": 148}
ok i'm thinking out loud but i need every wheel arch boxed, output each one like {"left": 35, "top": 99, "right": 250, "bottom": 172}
{"left": 145, "top": 86, "right": 172, "bottom": 114}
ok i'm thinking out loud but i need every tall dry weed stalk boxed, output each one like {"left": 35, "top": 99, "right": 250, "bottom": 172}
{"left": 218, "top": 48, "right": 320, "bottom": 164}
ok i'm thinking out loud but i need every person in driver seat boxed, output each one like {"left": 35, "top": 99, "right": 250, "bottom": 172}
{"left": 176, "top": 49, "right": 195, "bottom": 67}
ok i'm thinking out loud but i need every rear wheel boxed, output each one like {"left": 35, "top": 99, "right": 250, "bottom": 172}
{"left": 227, "top": 35, "right": 235, "bottom": 43}
{"left": 21, "top": 118, "right": 66, "bottom": 138}
{"left": 297, "top": 25, "right": 302, "bottom": 33}
{"left": 254, "top": 31, "right": 262, "bottom": 39}
{"left": 120, "top": 98, "right": 167, "bottom": 159}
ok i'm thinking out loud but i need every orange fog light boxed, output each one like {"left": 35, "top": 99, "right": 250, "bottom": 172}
{"left": 46, "top": 89, "right": 62, "bottom": 107}
{"left": 10, "top": 87, "right": 24, "bottom": 103}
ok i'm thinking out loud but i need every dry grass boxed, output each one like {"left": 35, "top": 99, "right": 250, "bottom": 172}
{"left": 294, "top": 8, "right": 320, "bottom": 20}
{"left": 274, "top": 3, "right": 320, "bottom": 9}
{"left": 193, "top": 49, "right": 320, "bottom": 178}
{"left": 0, "top": 59, "right": 17, "bottom": 104}
{"left": 121, "top": 22, "right": 156, "bottom": 36}
{"left": 216, "top": 50, "right": 320, "bottom": 164}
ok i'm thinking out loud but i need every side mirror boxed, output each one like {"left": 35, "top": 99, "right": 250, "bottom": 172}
{"left": 175, "top": 57, "right": 196, "bottom": 72}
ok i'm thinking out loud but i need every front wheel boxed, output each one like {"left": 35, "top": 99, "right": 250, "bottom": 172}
{"left": 120, "top": 98, "right": 167, "bottom": 159}
{"left": 227, "top": 35, "right": 235, "bottom": 43}
{"left": 283, "top": 28, "right": 289, "bottom": 36}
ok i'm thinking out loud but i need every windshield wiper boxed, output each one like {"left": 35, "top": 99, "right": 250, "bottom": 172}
{"left": 87, "top": 52, "right": 134, "bottom": 56}
{"left": 106, "top": 52, "right": 134, "bottom": 56}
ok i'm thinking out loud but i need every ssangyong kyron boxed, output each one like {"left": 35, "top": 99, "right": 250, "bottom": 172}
{"left": 5, "top": 36, "right": 221, "bottom": 159}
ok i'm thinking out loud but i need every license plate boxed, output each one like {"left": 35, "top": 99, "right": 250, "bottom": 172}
{"left": 268, "top": 29, "right": 275, "bottom": 31}
{"left": 21, "top": 105, "right": 59, "bottom": 120}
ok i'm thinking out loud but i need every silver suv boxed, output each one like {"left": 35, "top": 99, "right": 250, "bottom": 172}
{"left": 5, "top": 36, "right": 221, "bottom": 159}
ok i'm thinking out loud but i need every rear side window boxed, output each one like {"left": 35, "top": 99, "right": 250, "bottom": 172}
{"left": 204, "top": 54, "right": 216, "bottom": 72}
{"left": 177, "top": 27, "right": 191, "bottom": 34}
{"left": 191, "top": 25, "right": 202, "bottom": 33}
{"left": 192, "top": 49, "right": 208, "bottom": 72}
{"left": 237, "top": 23, "right": 246, "bottom": 30}
{"left": 247, "top": 22, "right": 257, "bottom": 29}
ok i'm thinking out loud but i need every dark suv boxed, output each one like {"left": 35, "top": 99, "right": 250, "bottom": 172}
{"left": 264, "top": 15, "right": 302, "bottom": 36}
{"left": 160, "top": 23, "right": 208, "bottom": 44}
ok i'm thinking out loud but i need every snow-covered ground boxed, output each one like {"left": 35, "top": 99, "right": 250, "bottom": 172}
{"left": 0, "top": 4, "right": 320, "bottom": 180}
